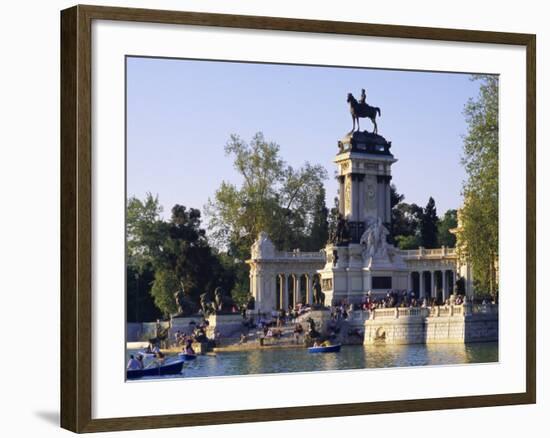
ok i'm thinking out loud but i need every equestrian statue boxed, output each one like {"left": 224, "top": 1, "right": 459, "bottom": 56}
{"left": 347, "top": 88, "right": 381, "bottom": 134}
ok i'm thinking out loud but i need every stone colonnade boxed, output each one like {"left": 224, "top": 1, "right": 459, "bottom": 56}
{"left": 275, "top": 272, "right": 320, "bottom": 310}
{"left": 248, "top": 256, "right": 325, "bottom": 313}
{"left": 408, "top": 269, "right": 456, "bottom": 301}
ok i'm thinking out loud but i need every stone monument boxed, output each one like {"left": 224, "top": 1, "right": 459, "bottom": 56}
{"left": 318, "top": 90, "right": 409, "bottom": 305}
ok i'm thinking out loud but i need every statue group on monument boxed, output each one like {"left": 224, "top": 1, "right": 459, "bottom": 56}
{"left": 329, "top": 213, "right": 351, "bottom": 245}
{"left": 174, "top": 283, "right": 237, "bottom": 318}
{"left": 360, "top": 217, "right": 390, "bottom": 259}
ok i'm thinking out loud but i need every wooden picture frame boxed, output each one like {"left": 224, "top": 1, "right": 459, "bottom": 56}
{"left": 60, "top": 4, "right": 536, "bottom": 433}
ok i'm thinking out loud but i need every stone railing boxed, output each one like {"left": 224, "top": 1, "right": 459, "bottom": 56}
{"left": 274, "top": 250, "right": 325, "bottom": 260}
{"left": 399, "top": 246, "right": 457, "bottom": 259}
{"left": 368, "top": 304, "right": 486, "bottom": 320}
{"left": 369, "top": 307, "right": 430, "bottom": 319}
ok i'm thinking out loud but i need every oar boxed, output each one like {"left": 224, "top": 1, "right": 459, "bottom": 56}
{"left": 144, "top": 358, "right": 161, "bottom": 369}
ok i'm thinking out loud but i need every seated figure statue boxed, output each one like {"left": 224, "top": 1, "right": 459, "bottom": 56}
{"left": 312, "top": 278, "right": 326, "bottom": 308}
{"left": 173, "top": 283, "right": 199, "bottom": 317}
{"left": 200, "top": 291, "right": 214, "bottom": 316}
{"left": 214, "top": 286, "right": 236, "bottom": 313}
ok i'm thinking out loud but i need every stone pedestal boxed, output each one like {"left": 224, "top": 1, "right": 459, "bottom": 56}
{"left": 305, "top": 309, "right": 333, "bottom": 334}
{"left": 319, "top": 242, "right": 409, "bottom": 305}
{"left": 170, "top": 315, "right": 203, "bottom": 338}
{"left": 206, "top": 313, "right": 244, "bottom": 339}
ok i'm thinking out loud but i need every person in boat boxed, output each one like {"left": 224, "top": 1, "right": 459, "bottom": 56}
{"left": 184, "top": 340, "right": 195, "bottom": 355}
{"left": 136, "top": 354, "right": 144, "bottom": 369}
{"left": 152, "top": 343, "right": 160, "bottom": 354}
{"left": 154, "top": 350, "right": 166, "bottom": 365}
{"left": 126, "top": 354, "right": 141, "bottom": 371}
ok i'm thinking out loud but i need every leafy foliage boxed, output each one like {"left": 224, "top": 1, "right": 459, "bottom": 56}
{"left": 126, "top": 196, "right": 235, "bottom": 318}
{"left": 437, "top": 209, "right": 458, "bottom": 247}
{"left": 205, "top": 132, "right": 329, "bottom": 301}
{"left": 419, "top": 197, "right": 439, "bottom": 248}
{"left": 206, "top": 133, "right": 328, "bottom": 253}
{"left": 459, "top": 75, "right": 499, "bottom": 297}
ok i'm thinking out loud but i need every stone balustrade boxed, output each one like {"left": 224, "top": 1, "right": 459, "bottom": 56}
{"left": 276, "top": 250, "right": 325, "bottom": 260}
{"left": 364, "top": 303, "right": 498, "bottom": 345}
{"left": 368, "top": 304, "right": 479, "bottom": 320}
{"left": 399, "top": 246, "right": 457, "bottom": 259}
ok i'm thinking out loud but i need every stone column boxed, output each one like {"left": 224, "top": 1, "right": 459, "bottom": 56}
{"left": 385, "top": 178, "right": 391, "bottom": 223}
{"left": 451, "top": 270, "right": 456, "bottom": 294}
{"left": 282, "top": 274, "right": 289, "bottom": 310}
{"left": 256, "top": 272, "right": 263, "bottom": 309}
{"left": 419, "top": 271, "right": 425, "bottom": 298}
{"left": 338, "top": 176, "right": 345, "bottom": 216}
{"left": 294, "top": 275, "right": 301, "bottom": 305}
{"left": 443, "top": 270, "right": 449, "bottom": 300}
{"left": 268, "top": 273, "right": 276, "bottom": 311}
{"left": 431, "top": 271, "right": 437, "bottom": 298}
{"left": 306, "top": 274, "right": 313, "bottom": 305}
{"left": 358, "top": 175, "right": 365, "bottom": 223}
{"left": 278, "top": 274, "right": 283, "bottom": 310}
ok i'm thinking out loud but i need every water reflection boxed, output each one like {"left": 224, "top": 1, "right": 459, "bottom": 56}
{"left": 126, "top": 342, "right": 498, "bottom": 380}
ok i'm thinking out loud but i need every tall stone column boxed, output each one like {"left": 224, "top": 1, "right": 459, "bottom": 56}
{"left": 419, "top": 271, "right": 425, "bottom": 298}
{"left": 338, "top": 176, "right": 345, "bottom": 216}
{"left": 384, "top": 177, "right": 391, "bottom": 223}
{"left": 282, "top": 274, "right": 289, "bottom": 310}
{"left": 431, "top": 270, "right": 436, "bottom": 298}
{"left": 278, "top": 274, "right": 283, "bottom": 310}
{"left": 294, "top": 275, "right": 301, "bottom": 305}
{"left": 443, "top": 270, "right": 449, "bottom": 300}
{"left": 306, "top": 275, "right": 313, "bottom": 305}
{"left": 451, "top": 270, "right": 456, "bottom": 294}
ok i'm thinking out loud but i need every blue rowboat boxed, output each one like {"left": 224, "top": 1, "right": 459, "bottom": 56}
{"left": 127, "top": 360, "right": 184, "bottom": 379}
{"left": 177, "top": 353, "right": 197, "bottom": 361}
{"left": 137, "top": 350, "right": 156, "bottom": 358}
{"left": 308, "top": 344, "right": 341, "bottom": 353}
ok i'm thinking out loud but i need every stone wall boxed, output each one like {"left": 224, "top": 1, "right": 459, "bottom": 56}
{"left": 364, "top": 307, "right": 498, "bottom": 345}
{"left": 126, "top": 321, "right": 170, "bottom": 342}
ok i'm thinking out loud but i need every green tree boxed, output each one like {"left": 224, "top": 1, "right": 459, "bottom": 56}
{"left": 390, "top": 185, "right": 424, "bottom": 249}
{"left": 437, "top": 209, "right": 458, "bottom": 247}
{"left": 395, "top": 234, "right": 422, "bottom": 250}
{"left": 206, "top": 132, "right": 328, "bottom": 256}
{"left": 126, "top": 193, "right": 163, "bottom": 271}
{"left": 304, "top": 184, "right": 329, "bottom": 251}
{"left": 126, "top": 196, "right": 236, "bottom": 319}
{"left": 151, "top": 205, "right": 233, "bottom": 316}
{"left": 460, "top": 75, "right": 499, "bottom": 297}
{"left": 419, "top": 197, "right": 439, "bottom": 248}
{"left": 126, "top": 264, "right": 162, "bottom": 322}
{"left": 150, "top": 269, "right": 180, "bottom": 317}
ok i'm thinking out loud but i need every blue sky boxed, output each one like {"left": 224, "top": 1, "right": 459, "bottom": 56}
{"left": 127, "top": 57, "right": 484, "bottom": 223}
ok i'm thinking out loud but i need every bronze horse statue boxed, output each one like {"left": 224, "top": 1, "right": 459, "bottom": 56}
{"left": 347, "top": 93, "right": 381, "bottom": 134}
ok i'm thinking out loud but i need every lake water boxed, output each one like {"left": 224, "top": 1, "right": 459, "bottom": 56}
{"left": 127, "top": 342, "right": 498, "bottom": 380}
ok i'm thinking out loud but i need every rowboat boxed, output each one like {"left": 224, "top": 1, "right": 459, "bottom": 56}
{"left": 177, "top": 353, "right": 197, "bottom": 361}
{"left": 308, "top": 344, "right": 342, "bottom": 353}
{"left": 137, "top": 350, "right": 156, "bottom": 358}
{"left": 127, "top": 360, "right": 184, "bottom": 379}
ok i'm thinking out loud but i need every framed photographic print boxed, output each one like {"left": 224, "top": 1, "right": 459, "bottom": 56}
{"left": 60, "top": 4, "right": 536, "bottom": 433}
